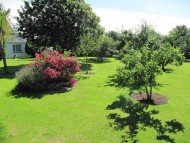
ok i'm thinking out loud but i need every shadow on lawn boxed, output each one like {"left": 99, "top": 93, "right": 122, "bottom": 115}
{"left": 106, "top": 96, "right": 184, "bottom": 143}
{"left": 164, "top": 68, "right": 174, "bottom": 74}
{"left": 105, "top": 75, "right": 168, "bottom": 93}
{"left": 10, "top": 89, "right": 44, "bottom": 99}
{"left": 0, "top": 65, "right": 25, "bottom": 79}
{"left": 80, "top": 57, "right": 111, "bottom": 64}
{"left": 80, "top": 63, "right": 93, "bottom": 72}
{"left": 10, "top": 84, "right": 74, "bottom": 99}
{"left": 10, "top": 87, "right": 70, "bottom": 99}
{"left": 10, "top": 90, "right": 70, "bottom": 99}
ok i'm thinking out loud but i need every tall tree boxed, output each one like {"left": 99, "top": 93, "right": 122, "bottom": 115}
{"left": 0, "top": 4, "right": 11, "bottom": 73}
{"left": 168, "top": 25, "right": 190, "bottom": 59}
{"left": 17, "top": 0, "right": 102, "bottom": 53}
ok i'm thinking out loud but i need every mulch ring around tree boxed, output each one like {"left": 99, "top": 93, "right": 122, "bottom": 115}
{"left": 130, "top": 93, "right": 168, "bottom": 105}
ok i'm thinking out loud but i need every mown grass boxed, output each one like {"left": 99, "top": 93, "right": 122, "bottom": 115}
{"left": 0, "top": 57, "right": 190, "bottom": 143}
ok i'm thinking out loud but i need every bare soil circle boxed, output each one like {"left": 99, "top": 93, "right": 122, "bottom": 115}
{"left": 130, "top": 93, "right": 168, "bottom": 105}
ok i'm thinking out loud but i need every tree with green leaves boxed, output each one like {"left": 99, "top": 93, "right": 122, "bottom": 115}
{"left": 95, "top": 34, "right": 115, "bottom": 62}
{"left": 0, "top": 3, "right": 11, "bottom": 73}
{"left": 116, "top": 22, "right": 183, "bottom": 102}
{"left": 25, "top": 42, "right": 37, "bottom": 58}
{"left": 118, "top": 22, "right": 161, "bottom": 60}
{"left": 17, "top": 0, "right": 102, "bottom": 53}
{"left": 117, "top": 45, "right": 162, "bottom": 101}
{"left": 78, "top": 32, "right": 102, "bottom": 74}
{"left": 157, "top": 42, "right": 184, "bottom": 71}
{"left": 168, "top": 25, "right": 190, "bottom": 59}
{"left": 107, "top": 30, "right": 121, "bottom": 41}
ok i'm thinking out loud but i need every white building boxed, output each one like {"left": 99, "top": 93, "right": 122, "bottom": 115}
{"left": 6, "top": 35, "right": 28, "bottom": 58}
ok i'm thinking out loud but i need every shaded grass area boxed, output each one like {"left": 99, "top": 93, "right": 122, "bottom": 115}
{"left": 0, "top": 65, "right": 26, "bottom": 79}
{"left": 0, "top": 57, "right": 190, "bottom": 142}
{"left": 107, "top": 95, "right": 184, "bottom": 143}
{"left": 80, "top": 57, "right": 111, "bottom": 64}
{"left": 0, "top": 58, "right": 33, "bottom": 79}
{"left": 79, "top": 57, "right": 111, "bottom": 74}
{"left": 80, "top": 63, "right": 93, "bottom": 72}
{"left": 10, "top": 90, "right": 45, "bottom": 99}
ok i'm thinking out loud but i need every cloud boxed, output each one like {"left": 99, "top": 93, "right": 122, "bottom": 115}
{"left": 141, "top": 0, "right": 190, "bottom": 20}
{"left": 2, "top": 0, "right": 190, "bottom": 34}
{"left": 94, "top": 8, "right": 190, "bottom": 35}
{"left": 1, "top": 0, "right": 24, "bottom": 23}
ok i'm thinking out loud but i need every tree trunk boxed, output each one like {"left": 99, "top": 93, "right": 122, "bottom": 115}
{"left": 149, "top": 73, "right": 153, "bottom": 101}
{"left": 162, "top": 64, "right": 166, "bottom": 72}
{"left": 85, "top": 55, "right": 88, "bottom": 74}
{"left": 150, "top": 84, "right": 152, "bottom": 101}
{"left": 145, "top": 86, "right": 150, "bottom": 100}
{"left": 2, "top": 53, "right": 8, "bottom": 73}
{"left": 0, "top": 42, "right": 8, "bottom": 73}
{"left": 0, "top": 11, "right": 8, "bottom": 74}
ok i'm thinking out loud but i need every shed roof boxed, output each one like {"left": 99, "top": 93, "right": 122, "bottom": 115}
{"left": 7, "top": 35, "right": 27, "bottom": 43}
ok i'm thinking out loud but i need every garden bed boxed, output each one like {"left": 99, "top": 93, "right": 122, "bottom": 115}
{"left": 130, "top": 93, "right": 168, "bottom": 105}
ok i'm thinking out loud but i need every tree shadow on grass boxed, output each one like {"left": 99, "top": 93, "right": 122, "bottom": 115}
{"left": 80, "top": 57, "right": 111, "bottom": 64}
{"left": 75, "top": 72, "right": 90, "bottom": 81}
{"left": 164, "top": 68, "right": 174, "bottom": 74}
{"left": 184, "top": 59, "right": 190, "bottom": 63}
{"left": 105, "top": 75, "right": 168, "bottom": 93}
{"left": 0, "top": 65, "right": 26, "bottom": 79}
{"left": 106, "top": 95, "right": 185, "bottom": 143}
{"left": 105, "top": 75, "right": 126, "bottom": 88}
{"left": 80, "top": 63, "right": 96, "bottom": 75}
{"left": 80, "top": 63, "right": 93, "bottom": 72}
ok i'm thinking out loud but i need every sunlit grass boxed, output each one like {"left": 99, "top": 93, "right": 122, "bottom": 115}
{"left": 0, "top": 57, "right": 189, "bottom": 143}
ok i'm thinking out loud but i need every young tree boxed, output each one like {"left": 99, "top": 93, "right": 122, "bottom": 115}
{"left": 157, "top": 42, "right": 184, "bottom": 71}
{"left": 116, "top": 22, "right": 183, "bottom": 102}
{"left": 78, "top": 33, "right": 102, "bottom": 74}
{"left": 168, "top": 25, "right": 190, "bottom": 59}
{"left": 17, "top": 0, "right": 102, "bottom": 53}
{"left": 117, "top": 46, "right": 161, "bottom": 101}
{"left": 95, "top": 34, "right": 114, "bottom": 62}
{"left": 0, "top": 4, "right": 11, "bottom": 73}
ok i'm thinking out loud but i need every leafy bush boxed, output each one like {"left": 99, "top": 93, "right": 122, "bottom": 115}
{"left": 25, "top": 42, "right": 38, "bottom": 58}
{"left": 15, "top": 51, "right": 80, "bottom": 92}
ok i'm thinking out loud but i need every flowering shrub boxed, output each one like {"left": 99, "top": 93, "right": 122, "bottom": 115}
{"left": 15, "top": 51, "right": 80, "bottom": 92}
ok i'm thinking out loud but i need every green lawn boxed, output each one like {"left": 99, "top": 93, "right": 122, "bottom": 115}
{"left": 0, "top": 57, "right": 190, "bottom": 143}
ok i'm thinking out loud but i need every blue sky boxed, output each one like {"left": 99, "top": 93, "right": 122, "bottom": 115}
{"left": 86, "top": 0, "right": 190, "bottom": 19}
{"left": 85, "top": 0, "right": 190, "bottom": 34}
{"left": 2, "top": 0, "right": 190, "bottom": 34}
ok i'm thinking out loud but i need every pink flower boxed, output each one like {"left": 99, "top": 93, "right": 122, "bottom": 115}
{"left": 32, "top": 51, "right": 80, "bottom": 84}
{"left": 52, "top": 59, "right": 59, "bottom": 67}
{"left": 35, "top": 53, "right": 39, "bottom": 58}
{"left": 46, "top": 55, "right": 52, "bottom": 63}
{"left": 69, "top": 79, "right": 77, "bottom": 87}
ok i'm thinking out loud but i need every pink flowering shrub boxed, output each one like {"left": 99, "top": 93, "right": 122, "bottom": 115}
{"left": 15, "top": 51, "right": 80, "bottom": 92}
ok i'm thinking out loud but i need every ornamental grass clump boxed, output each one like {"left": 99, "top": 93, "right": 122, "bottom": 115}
{"left": 15, "top": 51, "right": 80, "bottom": 92}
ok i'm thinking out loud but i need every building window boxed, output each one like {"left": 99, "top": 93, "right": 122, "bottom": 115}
{"left": 13, "top": 45, "right": 22, "bottom": 52}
